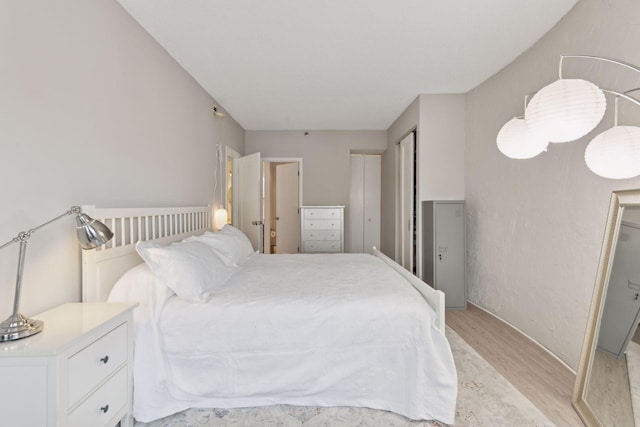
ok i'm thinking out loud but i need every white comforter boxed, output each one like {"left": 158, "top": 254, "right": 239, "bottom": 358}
{"left": 109, "top": 253, "right": 457, "bottom": 424}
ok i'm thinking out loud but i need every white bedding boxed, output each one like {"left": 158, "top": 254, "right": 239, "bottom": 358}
{"left": 109, "top": 253, "right": 457, "bottom": 424}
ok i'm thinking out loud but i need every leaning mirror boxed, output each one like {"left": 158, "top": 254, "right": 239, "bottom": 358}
{"left": 573, "top": 189, "right": 640, "bottom": 426}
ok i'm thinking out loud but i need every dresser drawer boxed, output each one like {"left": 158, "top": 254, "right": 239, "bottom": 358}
{"left": 304, "top": 240, "right": 342, "bottom": 253}
{"left": 303, "top": 219, "right": 341, "bottom": 230}
{"left": 68, "top": 366, "right": 127, "bottom": 427}
{"left": 302, "top": 230, "right": 341, "bottom": 241}
{"left": 303, "top": 208, "right": 341, "bottom": 219}
{"left": 68, "top": 323, "right": 127, "bottom": 407}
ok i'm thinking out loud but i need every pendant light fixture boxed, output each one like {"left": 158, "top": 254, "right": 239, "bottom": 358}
{"left": 497, "top": 55, "right": 640, "bottom": 179}
{"left": 584, "top": 92, "right": 640, "bottom": 179}
{"left": 525, "top": 79, "right": 606, "bottom": 143}
{"left": 497, "top": 94, "right": 549, "bottom": 159}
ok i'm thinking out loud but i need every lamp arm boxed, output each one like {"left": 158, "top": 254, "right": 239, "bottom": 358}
{"left": 0, "top": 206, "right": 81, "bottom": 250}
{"left": 601, "top": 88, "right": 640, "bottom": 108}
{"left": 600, "top": 88, "right": 640, "bottom": 127}
{"left": 0, "top": 206, "right": 112, "bottom": 341}
{"left": 559, "top": 55, "right": 640, "bottom": 79}
{"left": 0, "top": 206, "right": 82, "bottom": 318}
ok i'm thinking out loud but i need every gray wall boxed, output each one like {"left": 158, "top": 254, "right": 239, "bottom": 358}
{"left": 381, "top": 95, "right": 465, "bottom": 274}
{"left": 382, "top": 98, "right": 419, "bottom": 258}
{"left": 0, "top": 1, "right": 245, "bottom": 317}
{"left": 465, "top": 0, "right": 640, "bottom": 368}
{"left": 245, "top": 130, "right": 387, "bottom": 250}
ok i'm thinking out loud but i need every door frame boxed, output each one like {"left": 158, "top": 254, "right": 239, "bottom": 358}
{"left": 395, "top": 130, "right": 418, "bottom": 275}
{"left": 224, "top": 146, "right": 241, "bottom": 226}
{"left": 262, "top": 157, "right": 303, "bottom": 253}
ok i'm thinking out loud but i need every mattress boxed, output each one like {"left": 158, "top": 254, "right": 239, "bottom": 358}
{"left": 109, "top": 253, "right": 457, "bottom": 424}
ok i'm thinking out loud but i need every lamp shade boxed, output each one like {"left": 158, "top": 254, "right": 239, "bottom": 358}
{"left": 214, "top": 208, "right": 228, "bottom": 231}
{"left": 75, "top": 213, "right": 114, "bottom": 249}
{"left": 585, "top": 126, "right": 640, "bottom": 179}
{"left": 525, "top": 79, "right": 606, "bottom": 143}
{"left": 496, "top": 117, "right": 549, "bottom": 159}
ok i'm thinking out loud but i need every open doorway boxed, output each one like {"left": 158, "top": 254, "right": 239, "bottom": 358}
{"left": 262, "top": 158, "right": 303, "bottom": 254}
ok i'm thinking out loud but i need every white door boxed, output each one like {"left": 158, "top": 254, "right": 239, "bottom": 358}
{"left": 349, "top": 155, "right": 381, "bottom": 253}
{"left": 598, "top": 222, "right": 640, "bottom": 357}
{"left": 398, "top": 133, "right": 415, "bottom": 272}
{"left": 275, "top": 162, "right": 300, "bottom": 253}
{"left": 238, "top": 152, "right": 262, "bottom": 251}
{"left": 349, "top": 155, "right": 365, "bottom": 253}
{"left": 363, "top": 155, "right": 381, "bottom": 253}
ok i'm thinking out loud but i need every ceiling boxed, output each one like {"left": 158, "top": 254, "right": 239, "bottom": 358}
{"left": 117, "top": 0, "right": 577, "bottom": 131}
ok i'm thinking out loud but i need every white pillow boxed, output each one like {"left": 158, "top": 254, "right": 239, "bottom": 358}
{"left": 108, "top": 262, "right": 175, "bottom": 322}
{"left": 136, "top": 240, "right": 234, "bottom": 303}
{"left": 190, "top": 225, "right": 255, "bottom": 266}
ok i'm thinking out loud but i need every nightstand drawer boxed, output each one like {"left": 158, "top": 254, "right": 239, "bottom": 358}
{"left": 68, "top": 366, "right": 127, "bottom": 427}
{"left": 68, "top": 323, "right": 127, "bottom": 407}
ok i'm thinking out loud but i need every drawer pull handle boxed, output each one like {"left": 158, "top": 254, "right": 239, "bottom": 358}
{"left": 100, "top": 404, "right": 109, "bottom": 413}
{"left": 100, "top": 355, "right": 109, "bottom": 364}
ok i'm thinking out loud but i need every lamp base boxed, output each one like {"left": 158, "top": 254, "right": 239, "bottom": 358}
{"left": 0, "top": 313, "right": 44, "bottom": 342}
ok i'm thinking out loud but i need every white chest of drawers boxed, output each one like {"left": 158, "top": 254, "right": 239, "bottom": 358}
{"left": 0, "top": 302, "right": 136, "bottom": 427}
{"left": 300, "top": 206, "right": 345, "bottom": 253}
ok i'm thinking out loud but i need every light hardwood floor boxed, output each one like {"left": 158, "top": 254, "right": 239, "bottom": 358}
{"left": 586, "top": 348, "right": 634, "bottom": 426}
{"left": 446, "top": 303, "right": 584, "bottom": 427}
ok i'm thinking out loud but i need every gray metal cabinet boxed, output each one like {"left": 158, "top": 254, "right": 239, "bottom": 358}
{"left": 422, "top": 201, "right": 466, "bottom": 309}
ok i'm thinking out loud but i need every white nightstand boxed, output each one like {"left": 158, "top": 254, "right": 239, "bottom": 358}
{"left": 0, "top": 302, "right": 136, "bottom": 427}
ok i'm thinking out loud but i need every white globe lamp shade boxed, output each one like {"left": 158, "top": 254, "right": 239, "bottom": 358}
{"left": 525, "top": 79, "right": 606, "bottom": 143}
{"left": 214, "top": 208, "right": 228, "bottom": 230}
{"left": 585, "top": 126, "right": 640, "bottom": 179}
{"left": 496, "top": 117, "right": 549, "bottom": 159}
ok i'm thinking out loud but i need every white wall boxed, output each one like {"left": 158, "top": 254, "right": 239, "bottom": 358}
{"left": 465, "top": 0, "right": 640, "bottom": 369}
{"left": 0, "top": 1, "right": 244, "bottom": 318}
{"left": 245, "top": 130, "right": 387, "bottom": 250}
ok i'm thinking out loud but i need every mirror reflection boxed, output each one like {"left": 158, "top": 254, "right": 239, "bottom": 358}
{"left": 587, "top": 206, "right": 640, "bottom": 426}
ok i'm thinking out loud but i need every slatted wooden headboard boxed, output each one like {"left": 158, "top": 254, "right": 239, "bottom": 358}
{"left": 81, "top": 205, "right": 211, "bottom": 302}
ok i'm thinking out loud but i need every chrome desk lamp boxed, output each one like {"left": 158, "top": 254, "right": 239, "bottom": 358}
{"left": 0, "top": 206, "right": 113, "bottom": 342}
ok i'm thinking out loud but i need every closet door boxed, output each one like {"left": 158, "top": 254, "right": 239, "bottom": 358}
{"left": 349, "top": 155, "right": 365, "bottom": 253}
{"left": 349, "top": 155, "right": 380, "bottom": 253}
{"left": 363, "top": 155, "right": 381, "bottom": 252}
{"left": 399, "top": 133, "right": 415, "bottom": 271}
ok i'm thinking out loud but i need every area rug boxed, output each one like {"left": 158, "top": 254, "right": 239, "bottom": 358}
{"left": 627, "top": 340, "right": 640, "bottom": 427}
{"left": 135, "top": 327, "right": 554, "bottom": 426}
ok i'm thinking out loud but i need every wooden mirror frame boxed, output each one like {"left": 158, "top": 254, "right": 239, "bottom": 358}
{"left": 572, "top": 188, "right": 640, "bottom": 426}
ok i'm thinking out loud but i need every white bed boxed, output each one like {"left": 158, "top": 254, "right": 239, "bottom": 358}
{"left": 81, "top": 205, "right": 457, "bottom": 424}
